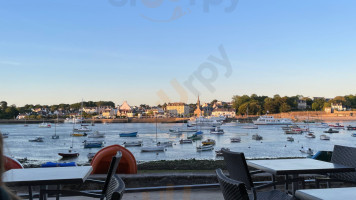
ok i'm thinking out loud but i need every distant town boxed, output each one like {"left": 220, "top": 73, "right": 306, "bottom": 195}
{"left": 0, "top": 94, "right": 356, "bottom": 120}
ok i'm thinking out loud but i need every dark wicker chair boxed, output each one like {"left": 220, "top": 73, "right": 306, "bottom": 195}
{"left": 316, "top": 145, "right": 356, "bottom": 188}
{"left": 216, "top": 168, "right": 250, "bottom": 200}
{"left": 40, "top": 151, "right": 125, "bottom": 200}
{"left": 221, "top": 149, "right": 293, "bottom": 200}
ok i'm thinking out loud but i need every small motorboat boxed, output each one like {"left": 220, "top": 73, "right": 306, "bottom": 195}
{"left": 351, "top": 133, "right": 356, "bottom": 137}
{"left": 58, "top": 151, "right": 79, "bottom": 158}
{"left": 305, "top": 133, "right": 316, "bottom": 138}
{"left": 329, "top": 123, "right": 344, "bottom": 129}
{"left": 230, "top": 137, "right": 241, "bottom": 143}
{"left": 83, "top": 140, "right": 104, "bottom": 148}
{"left": 73, "top": 125, "right": 92, "bottom": 132}
{"left": 347, "top": 125, "right": 356, "bottom": 130}
{"left": 141, "top": 146, "right": 165, "bottom": 152}
{"left": 71, "top": 132, "right": 87, "bottom": 137}
{"left": 252, "top": 134, "right": 263, "bottom": 140}
{"left": 215, "top": 148, "right": 230, "bottom": 156}
{"left": 210, "top": 127, "right": 224, "bottom": 135}
{"left": 287, "top": 136, "right": 294, "bottom": 142}
{"left": 157, "top": 141, "right": 173, "bottom": 147}
{"left": 39, "top": 123, "right": 51, "bottom": 128}
{"left": 320, "top": 134, "right": 330, "bottom": 140}
{"left": 300, "top": 148, "right": 314, "bottom": 156}
{"left": 202, "top": 139, "right": 216, "bottom": 145}
{"left": 324, "top": 128, "right": 339, "bottom": 133}
{"left": 88, "top": 131, "right": 105, "bottom": 138}
{"left": 29, "top": 137, "right": 44, "bottom": 142}
{"left": 87, "top": 152, "right": 96, "bottom": 160}
{"left": 188, "top": 133, "right": 203, "bottom": 140}
{"left": 119, "top": 132, "right": 138, "bottom": 137}
{"left": 179, "top": 139, "right": 193, "bottom": 144}
{"left": 196, "top": 144, "right": 214, "bottom": 152}
{"left": 1, "top": 132, "right": 9, "bottom": 138}
{"left": 123, "top": 141, "right": 143, "bottom": 147}
{"left": 317, "top": 122, "right": 329, "bottom": 128}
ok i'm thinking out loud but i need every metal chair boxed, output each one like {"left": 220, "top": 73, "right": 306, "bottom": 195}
{"left": 216, "top": 168, "right": 250, "bottom": 200}
{"left": 40, "top": 151, "right": 125, "bottom": 200}
{"left": 316, "top": 145, "right": 356, "bottom": 188}
{"left": 221, "top": 149, "right": 293, "bottom": 200}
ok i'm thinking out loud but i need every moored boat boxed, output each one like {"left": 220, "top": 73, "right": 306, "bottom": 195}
{"left": 71, "top": 132, "right": 87, "bottom": 137}
{"left": 230, "top": 137, "right": 241, "bottom": 143}
{"left": 287, "top": 136, "right": 294, "bottom": 142}
{"left": 157, "top": 141, "right": 173, "bottom": 147}
{"left": 83, "top": 140, "right": 104, "bottom": 148}
{"left": 300, "top": 148, "right": 314, "bottom": 156}
{"left": 329, "top": 123, "right": 344, "bottom": 129}
{"left": 88, "top": 131, "right": 105, "bottom": 138}
{"left": 347, "top": 125, "right": 356, "bottom": 130}
{"left": 324, "top": 128, "right": 339, "bottom": 133}
{"left": 253, "top": 115, "right": 292, "bottom": 125}
{"left": 210, "top": 127, "right": 224, "bottom": 135}
{"left": 202, "top": 139, "right": 216, "bottom": 145}
{"left": 305, "top": 133, "right": 316, "bottom": 138}
{"left": 119, "top": 131, "right": 138, "bottom": 137}
{"left": 352, "top": 133, "right": 356, "bottom": 137}
{"left": 252, "top": 134, "right": 263, "bottom": 140}
{"left": 179, "top": 139, "right": 193, "bottom": 144}
{"left": 141, "top": 146, "right": 165, "bottom": 152}
{"left": 39, "top": 123, "right": 51, "bottom": 128}
{"left": 73, "top": 125, "right": 92, "bottom": 133}
{"left": 58, "top": 149, "right": 79, "bottom": 158}
{"left": 123, "top": 141, "right": 143, "bottom": 147}
{"left": 196, "top": 144, "right": 214, "bottom": 151}
{"left": 215, "top": 148, "right": 230, "bottom": 156}
{"left": 320, "top": 134, "right": 330, "bottom": 140}
{"left": 29, "top": 137, "right": 44, "bottom": 142}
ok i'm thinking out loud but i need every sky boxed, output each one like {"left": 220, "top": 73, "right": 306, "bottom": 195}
{"left": 1, "top": 0, "right": 356, "bottom": 107}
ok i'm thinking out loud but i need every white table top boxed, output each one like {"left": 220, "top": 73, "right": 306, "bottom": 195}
{"left": 296, "top": 187, "right": 356, "bottom": 200}
{"left": 4, "top": 166, "right": 93, "bottom": 186}
{"left": 247, "top": 158, "right": 355, "bottom": 175}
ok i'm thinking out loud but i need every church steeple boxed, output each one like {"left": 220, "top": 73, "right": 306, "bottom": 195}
{"left": 197, "top": 95, "right": 201, "bottom": 107}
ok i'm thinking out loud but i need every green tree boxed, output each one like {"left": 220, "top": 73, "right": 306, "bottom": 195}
{"left": 312, "top": 98, "right": 326, "bottom": 111}
{"left": 279, "top": 103, "right": 291, "bottom": 113}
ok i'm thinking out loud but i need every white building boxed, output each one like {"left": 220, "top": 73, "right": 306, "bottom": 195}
{"left": 211, "top": 108, "right": 236, "bottom": 118}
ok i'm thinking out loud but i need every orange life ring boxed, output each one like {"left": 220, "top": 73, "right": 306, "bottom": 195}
{"left": 3, "top": 156, "right": 23, "bottom": 171}
{"left": 91, "top": 144, "right": 137, "bottom": 174}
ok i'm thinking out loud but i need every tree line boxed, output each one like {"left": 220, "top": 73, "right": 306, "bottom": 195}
{"left": 0, "top": 101, "right": 115, "bottom": 119}
{"left": 232, "top": 94, "right": 356, "bottom": 115}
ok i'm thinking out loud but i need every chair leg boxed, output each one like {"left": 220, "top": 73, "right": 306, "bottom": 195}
{"left": 28, "top": 185, "right": 33, "bottom": 200}
{"left": 272, "top": 175, "right": 276, "bottom": 190}
{"left": 56, "top": 184, "right": 61, "bottom": 200}
{"left": 285, "top": 175, "right": 289, "bottom": 192}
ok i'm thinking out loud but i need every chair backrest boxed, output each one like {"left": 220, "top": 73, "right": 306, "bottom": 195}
{"left": 222, "top": 149, "right": 254, "bottom": 190}
{"left": 102, "top": 151, "right": 122, "bottom": 196}
{"left": 216, "top": 168, "right": 250, "bottom": 200}
{"left": 330, "top": 145, "right": 356, "bottom": 182}
{"left": 106, "top": 174, "right": 125, "bottom": 200}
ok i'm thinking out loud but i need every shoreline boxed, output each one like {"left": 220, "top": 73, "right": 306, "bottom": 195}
{"left": 0, "top": 118, "right": 190, "bottom": 124}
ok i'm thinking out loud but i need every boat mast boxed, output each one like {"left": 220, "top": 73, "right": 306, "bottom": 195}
{"left": 155, "top": 115, "right": 158, "bottom": 144}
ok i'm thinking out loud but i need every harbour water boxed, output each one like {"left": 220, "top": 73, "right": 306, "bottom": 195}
{"left": 1, "top": 121, "right": 356, "bottom": 165}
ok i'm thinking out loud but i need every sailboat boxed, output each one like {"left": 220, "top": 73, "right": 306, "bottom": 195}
{"left": 242, "top": 107, "right": 258, "bottom": 129}
{"left": 24, "top": 118, "right": 28, "bottom": 127}
{"left": 73, "top": 100, "right": 92, "bottom": 133}
{"left": 141, "top": 116, "right": 165, "bottom": 152}
{"left": 52, "top": 115, "right": 59, "bottom": 139}
{"left": 58, "top": 123, "right": 79, "bottom": 158}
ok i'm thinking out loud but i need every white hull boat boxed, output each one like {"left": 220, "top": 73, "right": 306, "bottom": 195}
{"left": 88, "top": 131, "right": 105, "bottom": 138}
{"left": 196, "top": 144, "right": 214, "bottom": 151}
{"left": 253, "top": 115, "right": 292, "bottom": 125}
{"left": 320, "top": 134, "right": 330, "bottom": 140}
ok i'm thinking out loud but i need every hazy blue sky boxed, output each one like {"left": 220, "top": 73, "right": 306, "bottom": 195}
{"left": 1, "top": 0, "right": 356, "bottom": 107}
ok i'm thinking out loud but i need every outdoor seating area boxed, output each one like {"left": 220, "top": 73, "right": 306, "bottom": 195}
{"left": 217, "top": 144, "right": 356, "bottom": 200}
{"left": 4, "top": 144, "right": 356, "bottom": 200}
